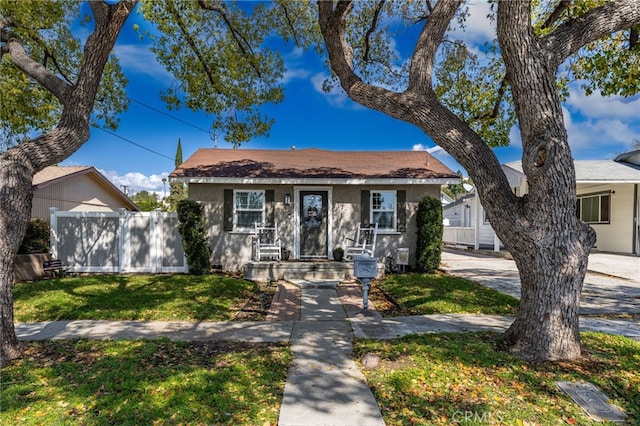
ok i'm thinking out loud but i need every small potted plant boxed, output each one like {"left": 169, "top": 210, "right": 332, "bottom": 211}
{"left": 332, "top": 247, "right": 344, "bottom": 261}
{"left": 281, "top": 247, "right": 291, "bottom": 261}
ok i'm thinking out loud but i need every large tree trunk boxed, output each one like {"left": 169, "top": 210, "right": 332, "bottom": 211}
{"left": 315, "top": 0, "right": 637, "bottom": 361}
{"left": 0, "top": 156, "right": 34, "bottom": 365}
{"left": 0, "top": 1, "right": 135, "bottom": 367}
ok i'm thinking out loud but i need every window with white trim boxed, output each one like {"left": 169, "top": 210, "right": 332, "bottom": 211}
{"left": 371, "top": 190, "right": 396, "bottom": 231}
{"left": 576, "top": 193, "right": 610, "bottom": 224}
{"left": 234, "top": 190, "right": 265, "bottom": 231}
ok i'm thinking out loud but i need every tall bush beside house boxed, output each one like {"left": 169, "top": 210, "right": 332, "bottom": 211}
{"left": 18, "top": 219, "right": 51, "bottom": 254}
{"left": 177, "top": 200, "right": 211, "bottom": 275}
{"left": 416, "top": 196, "right": 443, "bottom": 273}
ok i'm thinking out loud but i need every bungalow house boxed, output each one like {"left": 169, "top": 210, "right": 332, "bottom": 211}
{"left": 32, "top": 166, "right": 139, "bottom": 222}
{"left": 170, "top": 148, "right": 460, "bottom": 272}
{"left": 444, "top": 150, "right": 640, "bottom": 256}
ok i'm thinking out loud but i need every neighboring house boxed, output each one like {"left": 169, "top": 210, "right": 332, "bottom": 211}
{"left": 170, "top": 148, "right": 460, "bottom": 271}
{"left": 444, "top": 151, "right": 640, "bottom": 255}
{"left": 32, "top": 166, "right": 139, "bottom": 222}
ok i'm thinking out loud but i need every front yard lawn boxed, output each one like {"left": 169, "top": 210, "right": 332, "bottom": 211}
{"left": 13, "top": 274, "right": 270, "bottom": 322}
{"left": 371, "top": 272, "right": 519, "bottom": 316}
{"left": 0, "top": 339, "right": 291, "bottom": 425}
{"left": 356, "top": 331, "right": 639, "bottom": 425}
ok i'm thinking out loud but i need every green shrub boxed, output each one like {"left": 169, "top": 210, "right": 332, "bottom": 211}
{"left": 416, "top": 195, "right": 443, "bottom": 273}
{"left": 18, "top": 219, "right": 51, "bottom": 254}
{"left": 177, "top": 199, "right": 211, "bottom": 275}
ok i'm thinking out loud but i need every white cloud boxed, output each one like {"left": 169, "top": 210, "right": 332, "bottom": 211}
{"left": 562, "top": 106, "right": 640, "bottom": 156}
{"left": 566, "top": 85, "right": 640, "bottom": 120}
{"left": 282, "top": 68, "right": 311, "bottom": 84}
{"left": 100, "top": 169, "right": 170, "bottom": 197}
{"left": 311, "top": 72, "right": 350, "bottom": 107}
{"left": 113, "top": 43, "right": 173, "bottom": 85}
{"left": 413, "top": 143, "right": 444, "bottom": 155}
{"left": 448, "top": 1, "right": 496, "bottom": 45}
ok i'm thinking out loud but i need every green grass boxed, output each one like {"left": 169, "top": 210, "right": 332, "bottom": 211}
{"left": 355, "top": 331, "right": 640, "bottom": 425}
{"left": 372, "top": 273, "right": 519, "bottom": 316}
{"left": 0, "top": 339, "right": 291, "bottom": 426}
{"left": 13, "top": 274, "right": 258, "bottom": 322}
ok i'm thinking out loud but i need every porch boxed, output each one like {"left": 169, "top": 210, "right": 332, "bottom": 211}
{"left": 243, "top": 260, "right": 385, "bottom": 282}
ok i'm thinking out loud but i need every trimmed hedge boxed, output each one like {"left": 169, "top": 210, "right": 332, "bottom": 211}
{"left": 416, "top": 195, "right": 443, "bottom": 273}
{"left": 177, "top": 199, "right": 211, "bottom": 275}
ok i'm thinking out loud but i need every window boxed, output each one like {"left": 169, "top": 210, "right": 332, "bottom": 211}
{"left": 576, "top": 193, "right": 610, "bottom": 224}
{"left": 234, "top": 190, "right": 264, "bottom": 230}
{"left": 371, "top": 190, "right": 396, "bottom": 231}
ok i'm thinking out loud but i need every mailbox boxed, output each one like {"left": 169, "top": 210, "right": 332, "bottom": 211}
{"left": 353, "top": 254, "right": 378, "bottom": 311}
{"left": 354, "top": 255, "right": 377, "bottom": 278}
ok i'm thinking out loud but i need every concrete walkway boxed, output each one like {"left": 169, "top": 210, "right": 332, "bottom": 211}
{"left": 277, "top": 279, "right": 384, "bottom": 426}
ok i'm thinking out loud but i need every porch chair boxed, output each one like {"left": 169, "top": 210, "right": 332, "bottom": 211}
{"left": 344, "top": 223, "right": 378, "bottom": 260}
{"left": 254, "top": 223, "right": 282, "bottom": 261}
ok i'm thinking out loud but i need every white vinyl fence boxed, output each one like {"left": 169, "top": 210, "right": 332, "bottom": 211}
{"left": 442, "top": 227, "right": 476, "bottom": 247}
{"left": 50, "top": 208, "right": 187, "bottom": 274}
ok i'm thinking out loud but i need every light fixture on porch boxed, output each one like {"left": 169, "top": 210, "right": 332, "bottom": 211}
{"left": 284, "top": 193, "right": 292, "bottom": 206}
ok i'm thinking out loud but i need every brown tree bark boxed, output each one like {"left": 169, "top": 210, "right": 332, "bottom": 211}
{"left": 0, "top": 0, "right": 137, "bottom": 367}
{"left": 318, "top": 0, "right": 640, "bottom": 361}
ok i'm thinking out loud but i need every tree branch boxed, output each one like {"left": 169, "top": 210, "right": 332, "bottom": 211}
{"left": 540, "top": 0, "right": 570, "bottom": 30}
{"left": 408, "top": 0, "right": 462, "bottom": 94}
{"left": 543, "top": 0, "right": 640, "bottom": 68}
{"left": 2, "top": 36, "right": 71, "bottom": 101}
{"left": 165, "top": 0, "right": 225, "bottom": 95}
{"left": 197, "top": 0, "right": 263, "bottom": 78}
{"left": 363, "top": 0, "right": 385, "bottom": 62}
{"left": 278, "top": 2, "right": 300, "bottom": 46}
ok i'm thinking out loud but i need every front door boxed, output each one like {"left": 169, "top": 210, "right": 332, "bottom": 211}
{"left": 299, "top": 191, "right": 328, "bottom": 259}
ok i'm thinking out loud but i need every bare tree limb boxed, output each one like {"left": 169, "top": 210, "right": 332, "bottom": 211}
{"left": 543, "top": 0, "right": 640, "bottom": 68}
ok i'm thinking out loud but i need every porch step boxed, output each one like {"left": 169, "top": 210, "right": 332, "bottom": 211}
{"left": 243, "top": 261, "right": 385, "bottom": 282}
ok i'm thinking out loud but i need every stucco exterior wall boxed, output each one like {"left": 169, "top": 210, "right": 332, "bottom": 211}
{"left": 190, "top": 182, "right": 442, "bottom": 272}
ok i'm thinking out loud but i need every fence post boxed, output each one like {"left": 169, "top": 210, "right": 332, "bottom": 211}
{"left": 118, "top": 208, "right": 128, "bottom": 273}
{"left": 49, "top": 207, "right": 59, "bottom": 258}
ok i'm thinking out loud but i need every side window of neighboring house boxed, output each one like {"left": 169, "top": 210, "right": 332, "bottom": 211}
{"left": 576, "top": 193, "right": 610, "bottom": 224}
{"left": 371, "top": 190, "right": 397, "bottom": 232}
{"left": 234, "top": 190, "right": 265, "bottom": 231}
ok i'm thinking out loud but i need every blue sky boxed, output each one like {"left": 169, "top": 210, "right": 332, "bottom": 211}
{"left": 62, "top": 2, "right": 640, "bottom": 197}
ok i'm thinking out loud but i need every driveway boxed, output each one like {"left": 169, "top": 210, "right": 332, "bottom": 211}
{"left": 441, "top": 249, "right": 640, "bottom": 316}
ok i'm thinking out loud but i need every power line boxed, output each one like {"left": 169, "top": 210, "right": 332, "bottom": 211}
{"left": 129, "top": 97, "right": 212, "bottom": 134}
{"left": 93, "top": 126, "right": 175, "bottom": 162}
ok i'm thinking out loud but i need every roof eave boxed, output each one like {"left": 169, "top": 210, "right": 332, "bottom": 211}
{"left": 170, "top": 176, "right": 461, "bottom": 185}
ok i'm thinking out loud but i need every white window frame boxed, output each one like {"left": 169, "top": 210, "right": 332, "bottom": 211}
{"left": 233, "top": 189, "right": 265, "bottom": 232}
{"left": 371, "top": 190, "right": 397, "bottom": 233}
{"left": 577, "top": 192, "right": 611, "bottom": 224}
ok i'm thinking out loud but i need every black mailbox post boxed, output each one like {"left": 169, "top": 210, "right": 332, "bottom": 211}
{"left": 353, "top": 254, "right": 377, "bottom": 311}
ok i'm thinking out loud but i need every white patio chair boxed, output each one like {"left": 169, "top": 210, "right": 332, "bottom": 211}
{"left": 254, "top": 223, "right": 282, "bottom": 261}
{"left": 344, "top": 223, "right": 378, "bottom": 260}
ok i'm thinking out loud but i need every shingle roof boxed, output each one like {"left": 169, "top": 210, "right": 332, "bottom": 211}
{"left": 504, "top": 160, "right": 640, "bottom": 183}
{"left": 171, "top": 148, "right": 458, "bottom": 181}
{"left": 32, "top": 166, "right": 93, "bottom": 187}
